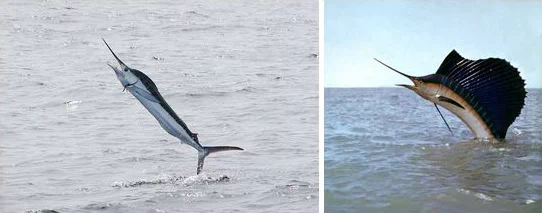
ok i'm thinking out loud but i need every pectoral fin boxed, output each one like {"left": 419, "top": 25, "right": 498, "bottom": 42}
{"left": 438, "top": 96, "right": 465, "bottom": 109}
{"left": 132, "top": 86, "right": 160, "bottom": 103}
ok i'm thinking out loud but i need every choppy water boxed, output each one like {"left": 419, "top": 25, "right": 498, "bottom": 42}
{"left": 0, "top": 0, "right": 318, "bottom": 212}
{"left": 325, "top": 88, "right": 542, "bottom": 213}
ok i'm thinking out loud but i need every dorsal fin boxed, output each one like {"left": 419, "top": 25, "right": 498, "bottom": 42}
{"left": 436, "top": 50, "right": 464, "bottom": 76}
{"left": 432, "top": 50, "right": 526, "bottom": 139}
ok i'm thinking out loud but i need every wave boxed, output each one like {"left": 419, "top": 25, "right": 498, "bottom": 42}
{"left": 82, "top": 202, "right": 125, "bottom": 211}
{"left": 185, "top": 91, "right": 228, "bottom": 97}
{"left": 181, "top": 25, "right": 222, "bottom": 32}
{"left": 24, "top": 210, "right": 60, "bottom": 213}
{"left": 235, "top": 86, "right": 257, "bottom": 93}
{"left": 185, "top": 10, "right": 210, "bottom": 18}
{"left": 184, "top": 85, "right": 258, "bottom": 97}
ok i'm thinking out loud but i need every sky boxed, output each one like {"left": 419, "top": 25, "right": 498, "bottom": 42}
{"left": 325, "top": 0, "right": 542, "bottom": 88}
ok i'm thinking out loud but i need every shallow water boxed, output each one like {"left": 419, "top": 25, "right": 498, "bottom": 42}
{"left": 325, "top": 88, "right": 542, "bottom": 213}
{"left": 0, "top": 0, "right": 318, "bottom": 212}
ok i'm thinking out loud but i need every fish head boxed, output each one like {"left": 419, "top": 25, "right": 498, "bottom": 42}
{"left": 395, "top": 77, "right": 425, "bottom": 94}
{"left": 397, "top": 78, "right": 439, "bottom": 101}
{"left": 102, "top": 38, "right": 139, "bottom": 88}
{"left": 374, "top": 58, "right": 439, "bottom": 100}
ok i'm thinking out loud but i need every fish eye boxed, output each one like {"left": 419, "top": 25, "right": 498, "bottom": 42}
{"left": 124, "top": 68, "right": 128, "bottom": 72}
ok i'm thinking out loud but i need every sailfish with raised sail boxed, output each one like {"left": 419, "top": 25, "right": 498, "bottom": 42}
{"left": 375, "top": 50, "right": 526, "bottom": 140}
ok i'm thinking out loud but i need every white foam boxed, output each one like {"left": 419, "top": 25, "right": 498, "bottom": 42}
{"left": 512, "top": 128, "right": 522, "bottom": 135}
{"left": 112, "top": 174, "right": 229, "bottom": 187}
{"left": 65, "top": 100, "right": 82, "bottom": 110}
{"left": 474, "top": 193, "right": 493, "bottom": 201}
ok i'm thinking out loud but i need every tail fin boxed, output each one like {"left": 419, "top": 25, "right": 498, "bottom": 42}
{"left": 197, "top": 146, "right": 243, "bottom": 174}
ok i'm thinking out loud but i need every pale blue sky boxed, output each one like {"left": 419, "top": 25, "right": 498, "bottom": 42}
{"left": 325, "top": 0, "right": 542, "bottom": 88}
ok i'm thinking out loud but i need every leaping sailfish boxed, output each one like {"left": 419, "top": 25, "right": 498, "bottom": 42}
{"left": 375, "top": 50, "right": 526, "bottom": 140}
{"left": 102, "top": 39, "right": 243, "bottom": 174}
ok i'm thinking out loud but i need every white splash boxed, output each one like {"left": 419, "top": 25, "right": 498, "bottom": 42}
{"left": 65, "top": 100, "right": 82, "bottom": 110}
{"left": 474, "top": 193, "right": 493, "bottom": 201}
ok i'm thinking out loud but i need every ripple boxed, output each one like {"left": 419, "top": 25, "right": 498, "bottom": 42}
{"left": 82, "top": 202, "right": 125, "bottom": 211}
{"left": 326, "top": 88, "right": 542, "bottom": 211}
{"left": 25, "top": 210, "right": 60, "bottom": 213}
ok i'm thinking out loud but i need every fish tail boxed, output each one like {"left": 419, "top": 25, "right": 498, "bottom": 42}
{"left": 197, "top": 146, "right": 244, "bottom": 174}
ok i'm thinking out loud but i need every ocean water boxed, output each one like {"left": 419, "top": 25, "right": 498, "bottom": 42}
{"left": 0, "top": 0, "right": 318, "bottom": 212}
{"left": 325, "top": 88, "right": 542, "bottom": 213}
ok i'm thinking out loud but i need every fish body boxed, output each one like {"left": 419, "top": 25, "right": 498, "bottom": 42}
{"left": 103, "top": 39, "right": 243, "bottom": 174}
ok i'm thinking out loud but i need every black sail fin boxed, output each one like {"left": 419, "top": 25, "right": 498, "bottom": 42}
{"left": 431, "top": 50, "right": 526, "bottom": 139}
{"left": 435, "top": 50, "right": 465, "bottom": 76}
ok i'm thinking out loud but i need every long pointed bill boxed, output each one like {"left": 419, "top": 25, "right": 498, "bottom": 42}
{"left": 102, "top": 38, "right": 127, "bottom": 68}
{"left": 374, "top": 58, "right": 414, "bottom": 80}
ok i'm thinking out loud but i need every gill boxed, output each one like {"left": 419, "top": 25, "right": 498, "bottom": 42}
{"left": 124, "top": 79, "right": 140, "bottom": 92}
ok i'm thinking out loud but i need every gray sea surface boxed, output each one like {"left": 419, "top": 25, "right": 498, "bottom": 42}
{"left": 325, "top": 88, "right": 542, "bottom": 213}
{"left": 0, "top": 0, "right": 318, "bottom": 212}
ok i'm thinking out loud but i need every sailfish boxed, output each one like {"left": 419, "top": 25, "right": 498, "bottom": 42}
{"left": 102, "top": 39, "right": 243, "bottom": 174}
{"left": 375, "top": 50, "right": 526, "bottom": 140}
